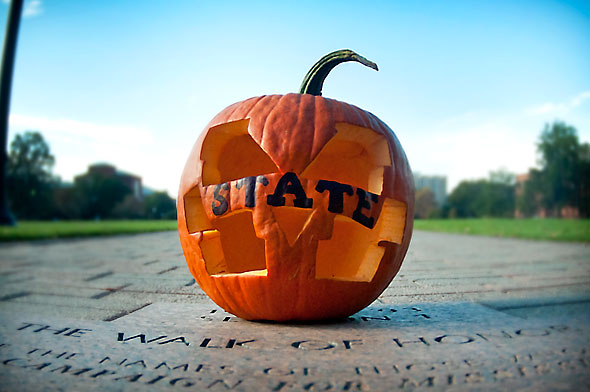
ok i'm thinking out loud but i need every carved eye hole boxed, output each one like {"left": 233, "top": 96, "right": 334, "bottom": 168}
{"left": 183, "top": 119, "right": 278, "bottom": 277}
{"left": 200, "top": 119, "right": 279, "bottom": 186}
{"left": 300, "top": 123, "right": 392, "bottom": 195}
{"left": 302, "top": 123, "right": 405, "bottom": 282}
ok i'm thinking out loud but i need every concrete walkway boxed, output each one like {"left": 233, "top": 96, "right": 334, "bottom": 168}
{"left": 0, "top": 231, "right": 588, "bottom": 390}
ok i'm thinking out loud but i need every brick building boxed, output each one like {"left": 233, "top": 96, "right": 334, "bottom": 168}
{"left": 414, "top": 173, "right": 447, "bottom": 207}
{"left": 74, "top": 163, "right": 143, "bottom": 200}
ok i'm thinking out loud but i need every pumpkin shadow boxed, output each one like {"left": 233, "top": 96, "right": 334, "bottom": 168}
{"left": 241, "top": 303, "right": 437, "bottom": 330}
{"left": 248, "top": 317, "right": 353, "bottom": 327}
{"left": 242, "top": 301, "right": 504, "bottom": 331}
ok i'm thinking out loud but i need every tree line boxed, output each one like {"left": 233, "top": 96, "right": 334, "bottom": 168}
{"left": 5, "top": 121, "right": 588, "bottom": 221}
{"left": 415, "top": 121, "right": 590, "bottom": 219}
{"left": 5, "top": 131, "right": 176, "bottom": 220}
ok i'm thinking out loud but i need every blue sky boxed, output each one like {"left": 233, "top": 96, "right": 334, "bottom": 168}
{"left": 2, "top": 0, "right": 589, "bottom": 196}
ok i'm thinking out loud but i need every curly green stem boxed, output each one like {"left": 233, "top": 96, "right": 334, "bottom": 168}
{"left": 298, "top": 49, "right": 378, "bottom": 96}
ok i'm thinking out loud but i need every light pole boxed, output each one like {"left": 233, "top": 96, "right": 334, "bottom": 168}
{"left": 0, "top": 0, "right": 24, "bottom": 225}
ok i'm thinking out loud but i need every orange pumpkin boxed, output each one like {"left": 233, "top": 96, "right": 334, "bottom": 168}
{"left": 178, "top": 50, "right": 414, "bottom": 321}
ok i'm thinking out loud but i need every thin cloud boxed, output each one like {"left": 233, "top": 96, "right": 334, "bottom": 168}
{"left": 527, "top": 91, "right": 590, "bottom": 116}
{"left": 2, "top": 0, "right": 43, "bottom": 18}
{"left": 9, "top": 113, "right": 154, "bottom": 146}
{"left": 23, "top": 0, "right": 43, "bottom": 17}
{"left": 405, "top": 110, "right": 540, "bottom": 191}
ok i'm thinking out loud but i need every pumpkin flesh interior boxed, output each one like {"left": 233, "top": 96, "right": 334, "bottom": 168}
{"left": 273, "top": 207, "right": 314, "bottom": 246}
{"left": 315, "top": 198, "right": 407, "bottom": 282}
{"left": 200, "top": 210, "right": 266, "bottom": 275}
{"left": 184, "top": 186, "right": 212, "bottom": 233}
{"left": 201, "top": 119, "right": 279, "bottom": 186}
{"left": 300, "top": 123, "right": 392, "bottom": 195}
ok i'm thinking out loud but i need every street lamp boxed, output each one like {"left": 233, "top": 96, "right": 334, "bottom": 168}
{"left": 0, "top": 0, "right": 24, "bottom": 225}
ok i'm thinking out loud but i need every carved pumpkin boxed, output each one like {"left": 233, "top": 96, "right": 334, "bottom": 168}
{"left": 178, "top": 50, "right": 414, "bottom": 321}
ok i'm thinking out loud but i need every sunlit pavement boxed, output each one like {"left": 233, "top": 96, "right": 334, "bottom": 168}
{"left": 0, "top": 231, "right": 588, "bottom": 390}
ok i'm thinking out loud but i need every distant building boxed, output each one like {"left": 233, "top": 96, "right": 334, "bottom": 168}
{"left": 514, "top": 173, "right": 578, "bottom": 218}
{"left": 142, "top": 186, "right": 156, "bottom": 198}
{"left": 75, "top": 163, "right": 143, "bottom": 200}
{"left": 414, "top": 173, "right": 447, "bottom": 207}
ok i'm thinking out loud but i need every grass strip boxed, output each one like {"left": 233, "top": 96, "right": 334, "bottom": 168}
{"left": 0, "top": 220, "right": 178, "bottom": 242}
{"left": 2, "top": 219, "right": 588, "bottom": 243}
{"left": 414, "top": 218, "right": 590, "bottom": 242}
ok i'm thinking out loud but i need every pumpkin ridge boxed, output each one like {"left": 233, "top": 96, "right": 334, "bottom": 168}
{"left": 285, "top": 94, "right": 301, "bottom": 172}
{"left": 346, "top": 101, "right": 365, "bottom": 126}
{"left": 216, "top": 277, "right": 255, "bottom": 320}
{"left": 242, "top": 96, "right": 265, "bottom": 123}
{"left": 313, "top": 96, "right": 337, "bottom": 160}
{"left": 223, "top": 100, "right": 247, "bottom": 126}
{"left": 335, "top": 96, "right": 354, "bottom": 125}
{"left": 364, "top": 107, "right": 389, "bottom": 137}
{"left": 236, "top": 95, "right": 265, "bottom": 122}
{"left": 283, "top": 94, "right": 305, "bottom": 171}
{"left": 251, "top": 95, "right": 282, "bottom": 155}
{"left": 303, "top": 94, "right": 323, "bottom": 173}
{"left": 263, "top": 94, "right": 293, "bottom": 172}
{"left": 293, "top": 94, "right": 314, "bottom": 173}
{"left": 234, "top": 275, "right": 261, "bottom": 319}
{"left": 355, "top": 103, "right": 373, "bottom": 132}
{"left": 310, "top": 96, "right": 322, "bottom": 161}
{"left": 307, "top": 96, "right": 335, "bottom": 166}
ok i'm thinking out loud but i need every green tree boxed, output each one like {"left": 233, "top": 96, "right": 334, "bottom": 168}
{"left": 143, "top": 191, "right": 176, "bottom": 219}
{"left": 579, "top": 143, "right": 590, "bottom": 217}
{"left": 446, "top": 172, "right": 515, "bottom": 218}
{"left": 74, "top": 172, "right": 132, "bottom": 219}
{"left": 522, "top": 121, "right": 590, "bottom": 217}
{"left": 446, "top": 180, "right": 485, "bottom": 218}
{"left": 484, "top": 171, "right": 515, "bottom": 217}
{"left": 54, "top": 185, "right": 82, "bottom": 219}
{"left": 488, "top": 168, "right": 515, "bottom": 185}
{"left": 112, "top": 194, "right": 145, "bottom": 219}
{"left": 516, "top": 169, "right": 543, "bottom": 217}
{"left": 6, "top": 131, "right": 58, "bottom": 219}
{"left": 414, "top": 188, "right": 436, "bottom": 219}
{"left": 537, "top": 121, "right": 580, "bottom": 214}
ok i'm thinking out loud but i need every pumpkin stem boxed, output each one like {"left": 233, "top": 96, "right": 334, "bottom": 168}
{"left": 298, "top": 49, "right": 378, "bottom": 96}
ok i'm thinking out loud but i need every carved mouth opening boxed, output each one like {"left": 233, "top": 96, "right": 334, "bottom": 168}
{"left": 201, "top": 210, "right": 267, "bottom": 276}
{"left": 184, "top": 187, "right": 267, "bottom": 276}
{"left": 184, "top": 120, "right": 407, "bottom": 280}
{"left": 185, "top": 184, "right": 406, "bottom": 281}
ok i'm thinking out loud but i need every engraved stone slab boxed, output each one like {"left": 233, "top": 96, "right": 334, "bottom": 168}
{"left": 1, "top": 299, "right": 588, "bottom": 391}
{"left": 0, "top": 231, "right": 589, "bottom": 391}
